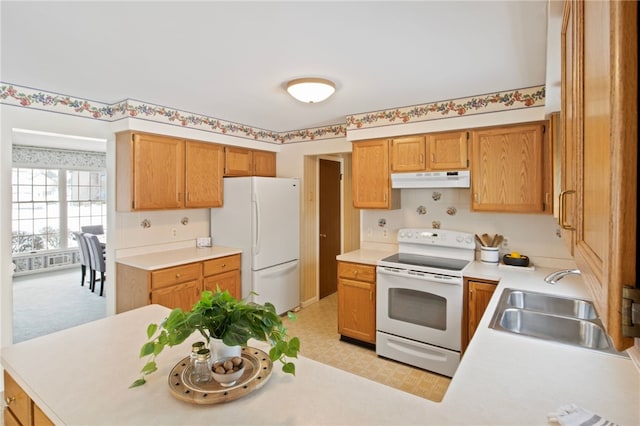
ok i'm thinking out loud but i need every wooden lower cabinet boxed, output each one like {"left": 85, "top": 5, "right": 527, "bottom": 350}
{"left": 3, "top": 371, "right": 54, "bottom": 426}
{"left": 203, "top": 254, "right": 242, "bottom": 299}
{"left": 116, "top": 254, "right": 241, "bottom": 313}
{"left": 337, "top": 261, "right": 376, "bottom": 344}
{"left": 462, "top": 277, "right": 498, "bottom": 354}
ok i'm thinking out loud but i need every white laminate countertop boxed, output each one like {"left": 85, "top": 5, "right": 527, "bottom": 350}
{"left": 115, "top": 245, "right": 242, "bottom": 270}
{"left": 336, "top": 248, "right": 396, "bottom": 265}
{"left": 2, "top": 262, "right": 638, "bottom": 425}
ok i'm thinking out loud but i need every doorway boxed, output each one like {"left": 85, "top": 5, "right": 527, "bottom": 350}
{"left": 319, "top": 158, "right": 342, "bottom": 298}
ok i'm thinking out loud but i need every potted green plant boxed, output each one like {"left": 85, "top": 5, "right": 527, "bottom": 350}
{"left": 130, "top": 289, "right": 300, "bottom": 388}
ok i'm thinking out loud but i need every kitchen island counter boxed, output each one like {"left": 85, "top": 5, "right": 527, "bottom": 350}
{"left": 2, "top": 265, "right": 638, "bottom": 425}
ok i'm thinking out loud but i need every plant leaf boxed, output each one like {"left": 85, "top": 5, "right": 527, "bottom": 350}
{"left": 139, "top": 342, "right": 155, "bottom": 357}
{"left": 146, "top": 323, "right": 158, "bottom": 339}
{"left": 129, "top": 378, "right": 146, "bottom": 388}
{"left": 282, "top": 362, "right": 296, "bottom": 375}
{"left": 140, "top": 361, "right": 157, "bottom": 375}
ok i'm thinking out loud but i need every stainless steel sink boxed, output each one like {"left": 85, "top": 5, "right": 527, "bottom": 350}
{"left": 505, "top": 289, "right": 597, "bottom": 320}
{"left": 489, "top": 288, "right": 628, "bottom": 357}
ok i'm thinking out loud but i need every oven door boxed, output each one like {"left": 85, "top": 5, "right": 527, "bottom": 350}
{"left": 376, "top": 266, "right": 462, "bottom": 351}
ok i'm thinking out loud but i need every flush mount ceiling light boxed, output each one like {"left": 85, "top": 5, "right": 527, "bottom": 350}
{"left": 286, "top": 78, "right": 336, "bottom": 103}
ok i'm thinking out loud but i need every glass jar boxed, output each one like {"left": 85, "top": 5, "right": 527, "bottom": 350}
{"left": 191, "top": 348, "right": 212, "bottom": 384}
{"left": 190, "top": 341, "right": 205, "bottom": 369}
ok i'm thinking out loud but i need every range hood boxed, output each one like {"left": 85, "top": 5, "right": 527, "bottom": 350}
{"left": 391, "top": 170, "right": 470, "bottom": 189}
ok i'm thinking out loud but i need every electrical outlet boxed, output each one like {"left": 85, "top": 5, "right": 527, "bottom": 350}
{"left": 367, "top": 227, "right": 373, "bottom": 237}
{"left": 501, "top": 237, "right": 509, "bottom": 250}
{"left": 171, "top": 228, "right": 177, "bottom": 238}
{"left": 383, "top": 229, "right": 388, "bottom": 238}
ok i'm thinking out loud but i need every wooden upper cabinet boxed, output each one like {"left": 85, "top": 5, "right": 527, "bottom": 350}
{"left": 352, "top": 139, "right": 400, "bottom": 209}
{"left": 224, "top": 147, "right": 276, "bottom": 177}
{"left": 125, "top": 133, "right": 184, "bottom": 210}
{"left": 185, "top": 141, "right": 224, "bottom": 208}
{"left": 470, "top": 123, "right": 548, "bottom": 213}
{"left": 252, "top": 150, "right": 276, "bottom": 177}
{"left": 390, "top": 136, "right": 426, "bottom": 171}
{"left": 224, "top": 147, "right": 252, "bottom": 176}
{"left": 428, "top": 131, "right": 469, "bottom": 170}
{"left": 563, "top": 0, "right": 636, "bottom": 351}
{"left": 390, "top": 131, "right": 468, "bottom": 172}
{"left": 116, "top": 132, "right": 224, "bottom": 211}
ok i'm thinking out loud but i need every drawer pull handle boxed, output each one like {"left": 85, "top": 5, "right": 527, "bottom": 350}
{"left": 175, "top": 273, "right": 181, "bottom": 278}
{"left": 353, "top": 271, "right": 358, "bottom": 276}
{"left": 221, "top": 264, "right": 226, "bottom": 268}
{"left": 5, "top": 396, "right": 15, "bottom": 405}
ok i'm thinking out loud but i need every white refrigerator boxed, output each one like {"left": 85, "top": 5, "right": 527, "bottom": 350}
{"left": 210, "top": 177, "right": 300, "bottom": 314}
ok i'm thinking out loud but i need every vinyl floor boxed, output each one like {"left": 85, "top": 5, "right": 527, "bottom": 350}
{"left": 281, "top": 292, "right": 451, "bottom": 402}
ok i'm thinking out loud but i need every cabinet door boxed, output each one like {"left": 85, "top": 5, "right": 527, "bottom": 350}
{"left": 570, "top": 0, "right": 636, "bottom": 351}
{"left": 3, "top": 371, "right": 32, "bottom": 426}
{"left": 253, "top": 150, "right": 276, "bottom": 177}
{"left": 151, "top": 280, "right": 201, "bottom": 311}
{"left": 204, "top": 270, "right": 241, "bottom": 300}
{"left": 471, "top": 123, "right": 546, "bottom": 213}
{"left": 224, "top": 147, "right": 252, "bottom": 176}
{"left": 33, "top": 403, "right": 55, "bottom": 426}
{"left": 467, "top": 280, "right": 497, "bottom": 342}
{"left": 390, "top": 136, "right": 426, "bottom": 172}
{"left": 338, "top": 278, "right": 376, "bottom": 344}
{"left": 131, "top": 133, "right": 184, "bottom": 210}
{"left": 185, "top": 141, "right": 224, "bottom": 208}
{"left": 427, "top": 131, "right": 468, "bottom": 170}
{"left": 352, "top": 139, "right": 399, "bottom": 209}
{"left": 558, "top": 4, "right": 578, "bottom": 254}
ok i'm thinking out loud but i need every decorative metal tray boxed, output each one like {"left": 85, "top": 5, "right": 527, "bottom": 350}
{"left": 168, "top": 346, "right": 273, "bottom": 404}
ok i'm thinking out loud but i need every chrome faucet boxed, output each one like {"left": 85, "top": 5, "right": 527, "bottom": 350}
{"left": 544, "top": 268, "right": 581, "bottom": 285}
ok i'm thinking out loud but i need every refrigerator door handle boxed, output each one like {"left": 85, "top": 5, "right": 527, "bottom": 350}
{"left": 253, "top": 197, "right": 260, "bottom": 255}
{"left": 258, "top": 260, "right": 298, "bottom": 278}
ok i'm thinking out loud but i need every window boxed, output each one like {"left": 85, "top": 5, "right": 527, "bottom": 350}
{"left": 12, "top": 167, "right": 106, "bottom": 254}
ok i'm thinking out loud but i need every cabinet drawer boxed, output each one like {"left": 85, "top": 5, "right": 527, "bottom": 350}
{"left": 3, "top": 371, "right": 32, "bottom": 426}
{"left": 338, "top": 262, "right": 376, "bottom": 282}
{"left": 151, "top": 263, "right": 201, "bottom": 289}
{"left": 203, "top": 254, "right": 240, "bottom": 276}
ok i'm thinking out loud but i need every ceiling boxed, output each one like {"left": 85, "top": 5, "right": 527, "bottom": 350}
{"left": 1, "top": 1, "right": 550, "bottom": 133}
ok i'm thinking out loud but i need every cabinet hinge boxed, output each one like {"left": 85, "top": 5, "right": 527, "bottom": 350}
{"left": 622, "top": 286, "right": 640, "bottom": 337}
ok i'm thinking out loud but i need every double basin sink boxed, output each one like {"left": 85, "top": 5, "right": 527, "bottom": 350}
{"left": 489, "top": 288, "right": 627, "bottom": 357}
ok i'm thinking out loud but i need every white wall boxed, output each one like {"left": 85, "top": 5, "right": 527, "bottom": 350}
{"left": 361, "top": 188, "right": 572, "bottom": 267}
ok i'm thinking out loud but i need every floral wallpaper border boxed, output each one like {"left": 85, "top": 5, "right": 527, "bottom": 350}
{"left": 346, "top": 85, "right": 546, "bottom": 130}
{"left": 1, "top": 82, "right": 545, "bottom": 144}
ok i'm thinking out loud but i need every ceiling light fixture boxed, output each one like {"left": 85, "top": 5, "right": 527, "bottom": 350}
{"left": 286, "top": 78, "right": 336, "bottom": 103}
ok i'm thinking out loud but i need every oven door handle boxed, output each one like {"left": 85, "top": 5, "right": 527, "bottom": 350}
{"left": 377, "top": 266, "right": 461, "bottom": 285}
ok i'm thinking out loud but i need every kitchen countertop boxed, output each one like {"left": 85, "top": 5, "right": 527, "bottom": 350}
{"left": 116, "top": 245, "right": 242, "bottom": 270}
{"left": 2, "top": 261, "right": 638, "bottom": 425}
{"left": 336, "top": 247, "right": 396, "bottom": 265}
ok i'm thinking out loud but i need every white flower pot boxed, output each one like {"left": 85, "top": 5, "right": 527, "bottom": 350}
{"left": 209, "top": 338, "right": 241, "bottom": 361}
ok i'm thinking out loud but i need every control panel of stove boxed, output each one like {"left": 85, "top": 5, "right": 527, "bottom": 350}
{"left": 397, "top": 228, "right": 475, "bottom": 249}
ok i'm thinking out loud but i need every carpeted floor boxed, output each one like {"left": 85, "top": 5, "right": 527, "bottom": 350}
{"left": 282, "top": 292, "right": 451, "bottom": 402}
{"left": 12, "top": 268, "right": 107, "bottom": 344}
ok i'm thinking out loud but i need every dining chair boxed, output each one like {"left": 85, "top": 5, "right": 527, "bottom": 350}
{"left": 73, "top": 231, "right": 92, "bottom": 288}
{"left": 85, "top": 233, "right": 107, "bottom": 296}
{"left": 81, "top": 224, "right": 104, "bottom": 235}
